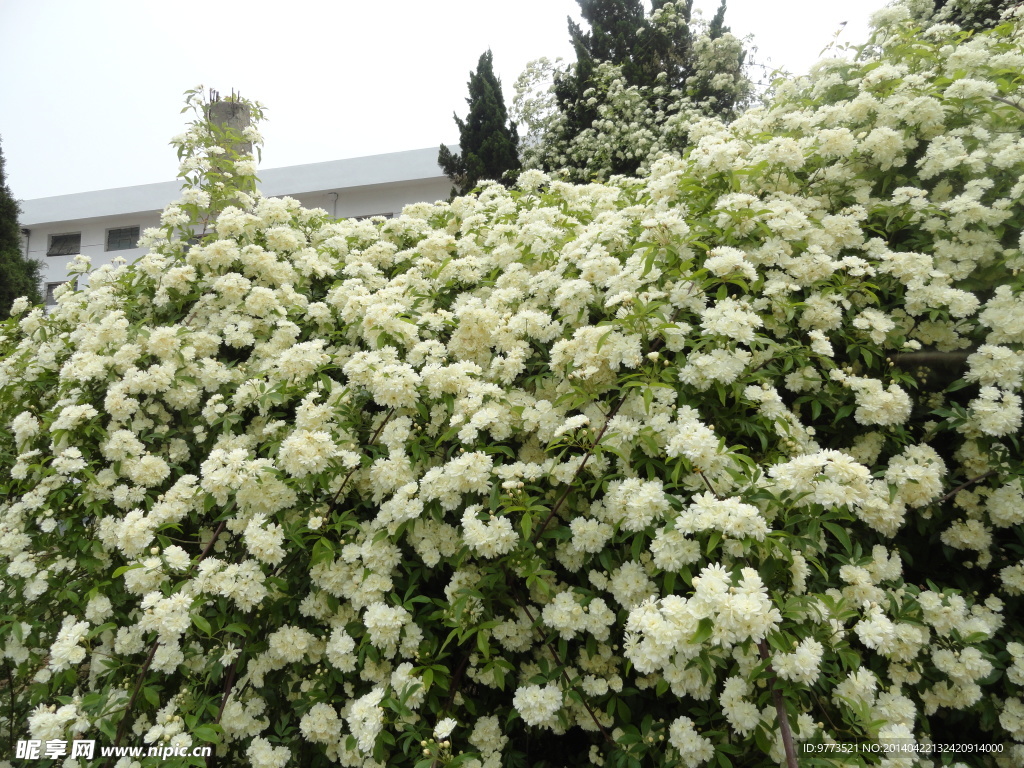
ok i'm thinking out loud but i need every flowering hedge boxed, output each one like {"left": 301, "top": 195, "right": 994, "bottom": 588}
{"left": 3, "top": 9, "right": 1024, "bottom": 768}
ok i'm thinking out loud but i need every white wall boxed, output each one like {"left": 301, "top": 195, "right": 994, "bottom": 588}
{"left": 28, "top": 214, "right": 159, "bottom": 300}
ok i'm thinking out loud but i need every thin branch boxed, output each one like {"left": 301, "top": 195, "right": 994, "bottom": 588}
{"left": 112, "top": 641, "right": 158, "bottom": 750}
{"left": 531, "top": 394, "right": 627, "bottom": 545}
{"left": 938, "top": 470, "right": 997, "bottom": 504}
{"left": 442, "top": 655, "right": 470, "bottom": 715}
{"left": 757, "top": 640, "right": 799, "bottom": 768}
{"left": 500, "top": 565, "right": 613, "bottom": 746}
{"left": 6, "top": 662, "right": 15, "bottom": 750}
{"left": 529, "top": 308, "right": 680, "bottom": 544}
{"left": 696, "top": 470, "right": 718, "bottom": 498}
{"left": 992, "top": 95, "right": 1024, "bottom": 115}
{"left": 329, "top": 407, "right": 394, "bottom": 512}
{"left": 519, "top": 599, "right": 614, "bottom": 746}
{"left": 891, "top": 351, "right": 970, "bottom": 368}
{"left": 205, "top": 654, "right": 243, "bottom": 768}
{"left": 110, "top": 519, "right": 227, "bottom": 760}
{"left": 191, "top": 520, "right": 228, "bottom": 574}
{"left": 427, "top": 655, "right": 472, "bottom": 768}
{"left": 216, "top": 656, "right": 240, "bottom": 723}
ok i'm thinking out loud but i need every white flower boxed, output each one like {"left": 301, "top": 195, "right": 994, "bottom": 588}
{"left": 434, "top": 717, "right": 457, "bottom": 740}
{"left": 363, "top": 603, "right": 410, "bottom": 655}
{"left": 277, "top": 429, "right": 340, "bottom": 478}
{"left": 668, "top": 716, "right": 714, "bottom": 767}
{"left": 300, "top": 702, "right": 341, "bottom": 744}
{"left": 512, "top": 684, "right": 562, "bottom": 727}
{"left": 569, "top": 517, "right": 613, "bottom": 554}
{"left": 773, "top": 638, "right": 824, "bottom": 685}
{"left": 325, "top": 627, "right": 357, "bottom": 672}
{"left": 700, "top": 297, "right": 763, "bottom": 344}
{"left": 247, "top": 737, "right": 290, "bottom": 768}
{"left": 347, "top": 686, "right": 386, "bottom": 753}
{"left": 48, "top": 616, "right": 89, "bottom": 672}
{"left": 84, "top": 594, "right": 113, "bottom": 624}
{"left": 704, "top": 246, "right": 757, "bottom": 281}
{"left": 267, "top": 625, "right": 314, "bottom": 664}
{"left": 243, "top": 515, "right": 285, "bottom": 565}
{"left": 462, "top": 506, "right": 518, "bottom": 558}
{"left": 676, "top": 492, "right": 770, "bottom": 541}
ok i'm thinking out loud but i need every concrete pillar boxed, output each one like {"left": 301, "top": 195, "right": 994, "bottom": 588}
{"left": 204, "top": 96, "right": 256, "bottom": 207}
{"left": 206, "top": 100, "right": 253, "bottom": 158}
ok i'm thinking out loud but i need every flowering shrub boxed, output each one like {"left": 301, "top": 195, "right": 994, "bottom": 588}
{"left": 4, "top": 8, "right": 1024, "bottom": 767}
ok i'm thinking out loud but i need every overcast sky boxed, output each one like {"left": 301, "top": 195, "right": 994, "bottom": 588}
{"left": 0, "top": 0, "right": 885, "bottom": 201}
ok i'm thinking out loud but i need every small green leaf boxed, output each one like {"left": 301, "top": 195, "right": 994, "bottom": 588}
{"left": 111, "top": 563, "right": 143, "bottom": 579}
{"left": 822, "top": 521, "right": 852, "bottom": 553}
{"left": 521, "top": 512, "right": 533, "bottom": 541}
{"left": 193, "top": 724, "right": 221, "bottom": 744}
{"left": 191, "top": 614, "right": 213, "bottom": 636}
{"left": 142, "top": 686, "right": 160, "bottom": 708}
{"left": 689, "top": 617, "right": 714, "bottom": 645}
{"left": 706, "top": 530, "right": 722, "bottom": 555}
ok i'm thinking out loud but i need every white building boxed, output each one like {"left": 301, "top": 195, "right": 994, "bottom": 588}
{"left": 19, "top": 147, "right": 453, "bottom": 305}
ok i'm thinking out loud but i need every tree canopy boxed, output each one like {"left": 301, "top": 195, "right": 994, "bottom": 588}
{"left": 438, "top": 50, "right": 520, "bottom": 198}
{"left": 916, "top": 0, "right": 1024, "bottom": 30}
{"left": 516, "top": 0, "right": 749, "bottom": 181}
{"left": 0, "top": 138, "right": 41, "bottom": 318}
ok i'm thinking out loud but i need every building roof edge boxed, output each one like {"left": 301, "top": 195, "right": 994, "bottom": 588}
{"left": 20, "top": 146, "right": 456, "bottom": 226}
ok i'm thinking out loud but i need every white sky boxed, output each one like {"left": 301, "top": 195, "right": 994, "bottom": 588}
{"left": 0, "top": 0, "right": 885, "bottom": 201}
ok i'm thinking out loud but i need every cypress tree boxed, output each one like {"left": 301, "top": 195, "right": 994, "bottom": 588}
{"left": 0, "top": 138, "right": 41, "bottom": 318}
{"left": 438, "top": 50, "right": 521, "bottom": 198}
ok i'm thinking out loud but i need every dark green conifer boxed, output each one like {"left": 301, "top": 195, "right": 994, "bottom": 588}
{"left": 439, "top": 50, "right": 521, "bottom": 198}
{"left": 0, "top": 139, "right": 41, "bottom": 318}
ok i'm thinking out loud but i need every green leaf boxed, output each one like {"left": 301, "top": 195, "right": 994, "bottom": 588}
{"left": 477, "top": 629, "right": 490, "bottom": 658}
{"left": 521, "top": 512, "right": 533, "bottom": 541}
{"left": 193, "top": 724, "right": 221, "bottom": 744}
{"left": 142, "top": 686, "right": 160, "bottom": 708}
{"left": 616, "top": 697, "right": 631, "bottom": 723}
{"left": 191, "top": 614, "right": 213, "bottom": 636}
{"left": 689, "top": 617, "right": 714, "bottom": 645}
{"left": 706, "top": 530, "right": 722, "bottom": 555}
{"left": 822, "top": 521, "right": 852, "bottom": 553}
{"left": 311, "top": 537, "right": 334, "bottom": 566}
{"left": 111, "top": 563, "right": 143, "bottom": 579}
{"left": 86, "top": 622, "right": 116, "bottom": 641}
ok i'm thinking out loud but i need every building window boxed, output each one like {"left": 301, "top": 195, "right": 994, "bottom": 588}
{"left": 47, "top": 233, "right": 81, "bottom": 256}
{"left": 45, "top": 281, "right": 67, "bottom": 306}
{"left": 353, "top": 212, "right": 393, "bottom": 221}
{"left": 106, "top": 226, "right": 140, "bottom": 251}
